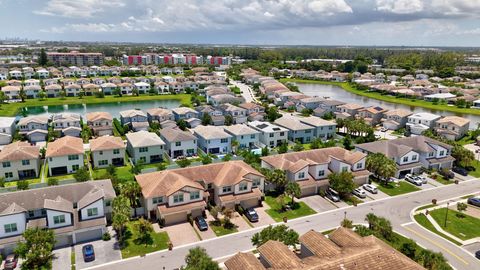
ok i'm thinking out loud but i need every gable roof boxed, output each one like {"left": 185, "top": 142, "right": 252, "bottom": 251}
{"left": 46, "top": 136, "right": 84, "bottom": 157}
{"left": 192, "top": 125, "right": 232, "bottom": 140}
{"left": 274, "top": 116, "right": 314, "bottom": 131}
{"left": 17, "top": 115, "right": 49, "bottom": 126}
{"left": 90, "top": 136, "right": 125, "bottom": 151}
{"left": 119, "top": 109, "right": 147, "bottom": 118}
{"left": 436, "top": 116, "right": 470, "bottom": 126}
{"left": 86, "top": 112, "right": 113, "bottom": 122}
{"left": 257, "top": 240, "right": 303, "bottom": 268}
{"left": 223, "top": 124, "right": 260, "bottom": 136}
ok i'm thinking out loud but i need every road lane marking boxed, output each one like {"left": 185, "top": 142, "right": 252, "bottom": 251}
{"left": 403, "top": 226, "right": 469, "bottom": 266}
{"left": 401, "top": 221, "right": 414, "bottom": 226}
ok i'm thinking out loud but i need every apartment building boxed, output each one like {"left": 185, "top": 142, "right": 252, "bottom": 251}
{"left": 47, "top": 51, "right": 104, "bottom": 66}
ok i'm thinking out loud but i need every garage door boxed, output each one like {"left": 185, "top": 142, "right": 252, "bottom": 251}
{"left": 164, "top": 212, "right": 187, "bottom": 226}
{"left": 191, "top": 208, "right": 203, "bottom": 219}
{"left": 399, "top": 170, "right": 412, "bottom": 179}
{"left": 75, "top": 229, "right": 103, "bottom": 244}
{"left": 51, "top": 166, "right": 68, "bottom": 176}
{"left": 301, "top": 186, "right": 317, "bottom": 197}
{"left": 55, "top": 234, "right": 73, "bottom": 248}
{"left": 240, "top": 198, "right": 260, "bottom": 209}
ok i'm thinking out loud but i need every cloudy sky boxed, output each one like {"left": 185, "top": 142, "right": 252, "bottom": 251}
{"left": 1, "top": 0, "right": 480, "bottom": 46}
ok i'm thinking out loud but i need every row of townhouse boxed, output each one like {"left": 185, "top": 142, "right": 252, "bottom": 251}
{"left": 0, "top": 180, "right": 115, "bottom": 256}
{"left": 122, "top": 54, "right": 232, "bottom": 66}
{"left": 292, "top": 69, "right": 350, "bottom": 82}
{"left": 16, "top": 113, "right": 81, "bottom": 143}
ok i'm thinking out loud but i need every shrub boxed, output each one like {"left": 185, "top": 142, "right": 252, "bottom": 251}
{"left": 187, "top": 213, "right": 193, "bottom": 225}
{"left": 113, "top": 119, "right": 125, "bottom": 136}
{"left": 102, "top": 232, "right": 111, "bottom": 241}
{"left": 16, "top": 180, "right": 29, "bottom": 190}
{"left": 47, "top": 178, "right": 59, "bottom": 186}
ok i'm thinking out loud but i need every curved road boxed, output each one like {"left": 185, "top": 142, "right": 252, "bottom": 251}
{"left": 87, "top": 179, "right": 480, "bottom": 270}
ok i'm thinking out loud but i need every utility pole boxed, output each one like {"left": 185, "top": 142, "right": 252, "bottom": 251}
{"left": 444, "top": 202, "right": 450, "bottom": 228}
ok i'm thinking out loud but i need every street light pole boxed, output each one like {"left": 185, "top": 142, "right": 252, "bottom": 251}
{"left": 444, "top": 202, "right": 450, "bottom": 228}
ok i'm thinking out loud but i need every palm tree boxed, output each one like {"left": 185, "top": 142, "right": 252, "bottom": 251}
{"left": 365, "top": 213, "right": 378, "bottom": 230}
{"left": 285, "top": 182, "right": 301, "bottom": 205}
{"left": 120, "top": 181, "right": 142, "bottom": 208}
{"left": 19, "top": 88, "right": 27, "bottom": 102}
{"left": 112, "top": 195, "right": 131, "bottom": 243}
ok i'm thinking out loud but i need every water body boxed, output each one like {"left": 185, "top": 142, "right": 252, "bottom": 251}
{"left": 297, "top": 83, "right": 480, "bottom": 126}
{"left": 20, "top": 99, "right": 181, "bottom": 118}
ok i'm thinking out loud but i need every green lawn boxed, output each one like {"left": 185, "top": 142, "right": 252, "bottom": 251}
{"left": 343, "top": 196, "right": 363, "bottom": 205}
{"left": 414, "top": 214, "right": 462, "bottom": 245}
{"left": 468, "top": 160, "right": 480, "bottom": 178}
{"left": 431, "top": 175, "right": 453, "bottom": 185}
{"left": 121, "top": 221, "right": 170, "bottom": 258}
{"left": 374, "top": 181, "right": 420, "bottom": 196}
{"left": 92, "top": 164, "right": 134, "bottom": 182}
{"left": 264, "top": 195, "right": 316, "bottom": 222}
{"left": 209, "top": 222, "right": 238, "bottom": 236}
{"left": 280, "top": 78, "right": 480, "bottom": 116}
{"left": 0, "top": 94, "right": 192, "bottom": 117}
{"left": 429, "top": 208, "right": 480, "bottom": 240}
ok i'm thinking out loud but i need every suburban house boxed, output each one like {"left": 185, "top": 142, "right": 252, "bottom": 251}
{"left": 134, "top": 82, "right": 151, "bottom": 94}
{"left": 382, "top": 109, "right": 412, "bottom": 130}
{"left": 355, "top": 136, "right": 455, "bottom": 178}
{"left": 64, "top": 84, "right": 81, "bottom": 97}
{"left": 119, "top": 109, "right": 149, "bottom": 132}
{"left": 238, "top": 102, "right": 266, "bottom": 121}
{"left": 126, "top": 131, "right": 165, "bottom": 164}
{"left": 248, "top": 121, "right": 288, "bottom": 148}
{"left": 335, "top": 103, "right": 363, "bottom": 119}
{"left": 219, "top": 103, "right": 248, "bottom": 124}
{"left": 118, "top": 83, "right": 133, "bottom": 95}
{"left": 261, "top": 148, "right": 369, "bottom": 196}
{"left": 147, "top": 108, "right": 174, "bottom": 123}
{"left": 89, "top": 136, "right": 125, "bottom": 168}
{"left": 100, "top": 83, "right": 117, "bottom": 95}
{"left": 224, "top": 124, "right": 261, "bottom": 150}
{"left": 0, "top": 117, "right": 16, "bottom": 145}
{"left": 192, "top": 125, "right": 232, "bottom": 154}
{"left": 0, "top": 142, "right": 40, "bottom": 181}
{"left": 195, "top": 105, "right": 225, "bottom": 126}
{"left": 172, "top": 107, "right": 198, "bottom": 121}
{"left": 356, "top": 106, "right": 388, "bottom": 126}
{"left": 52, "top": 113, "right": 82, "bottom": 137}
{"left": 0, "top": 180, "right": 116, "bottom": 254}
{"left": 406, "top": 112, "right": 441, "bottom": 135}
{"left": 224, "top": 227, "right": 423, "bottom": 270}
{"left": 136, "top": 161, "right": 264, "bottom": 225}
{"left": 313, "top": 99, "right": 345, "bottom": 117}
{"left": 45, "top": 84, "right": 62, "bottom": 98}
{"left": 86, "top": 112, "right": 114, "bottom": 136}
{"left": 435, "top": 116, "right": 470, "bottom": 141}
{"left": 160, "top": 127, "right": 197, "bottom": 159}
{"left": 296, "top": 116, "right": 336, "bottom": 140}
{"left": 17, "top": 115, "right": 49, "bottom": 143}
{"left": 46, "top": 136, "right": 85, "bottom": 176}
{"left": 1, "top": 86, "right": 21, "bottom": 100}
{"left": 274, "top": 116, "right": 316, "bottom": 144}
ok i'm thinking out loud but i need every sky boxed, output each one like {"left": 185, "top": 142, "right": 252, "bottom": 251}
{"left": 1, "top": 0, "right": 480, "bottom": 46}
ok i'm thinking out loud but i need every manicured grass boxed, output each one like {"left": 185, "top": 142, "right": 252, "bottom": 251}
{"left": 92, "top": 164, "right": 134, "bottom": 182}
{"left": 209, "top": 222, "right": 238, "bottom": 236}
{"left": 121, "top": 221, "right": 170, "bottom": 258}
{"left": 0, "top": 94, "right": 192, "bottom": 117}
{"left": 374, "top": 181, "right": 420, "bottom": 196}
{"left": 468, "top": 160, "right": 480, "bottom": 178}
{"left": 414, "top": 214, "right": 462, "bottom": 245}
{"left": 416, "top": 204, "right": 435, "bottom": 211}
{"left": 344, "top": 196, "right": 363, "bottom": 206}
{"left": 431, "top": 175, "right": 453, "bottom": 185}
{"left": 429, "top": 208, "right": 480, "bottom": 240}
{"left": 280, "top": 78, "right": 480, "bottom": 116}
{"left": 264, "top": 195, "right": 316, "bottom": 222}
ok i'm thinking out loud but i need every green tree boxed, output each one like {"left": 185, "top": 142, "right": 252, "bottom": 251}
{"left": 120, "top": 181, "right": 142, "bottom": 208}
{"left": 201, "top": 154, "right": 213, "bottom": 164}
{"left": 0, "top": 91, "right": 6, "bottom": 104}
{"left": 251, "top": 225, "right": 299, "bottom": 248}
{"left": 327, "top": 171, "right": 355, "bottom": 198}
{"left": 59, "top": 90, "right": 66, "bottom": 99}
{"left": 261, "top": 146, "right": 269, "bottom": 156}
{"left": 265, "top": 169, "right": 287, "bottom": 192}
{"left": 310, "top": 138, "right": 322, "bottom": 149}
{"left": 201, "top": 113, "right": 213, "bottom": 126}
{"left": 399, "top": 239, "right": 418, "bottom": 259}
{"left": 277, "top": 141, "right": 289, "bottom": 154}
{"left": 266, "top": 106, "right": 281, "bottom": 122}
{"left": 0, "top": 177, "right": 4, "bottom": 187}
{"left": 112, "top": 195, "right": 131, "bottom": 243}
{"left": 285, "top": 181, "right": 301, "bottom": 204}
{"left": 292, "top": 140, "right": 304, "bottom": 152}
{"left": 38, "top": 91, "right": 47, "bottom": 100}
{"left": 341, "top": 218, "right": 354, "bottom": 229}
{"left": 224, "top": 115, "right": 234, "bottom": 126}
{"left": 184, "top": 247, "right": 220, "bottom": 270}
{"left": 134, "top": 217, "right": 153, "bottom": 245}
{"left": 47, "top": 178, "right": 58, "bottom": 186}
{"left": 131, "top": 159, "right": 145, "bottom": 174}
{"left": 366, "top": 153, "right": 396, "bottom": 182}
{"left": 17, "top": 180, "right": 29, "bottom": 190}
{"left": 451, "top": 144, "right": 474, "bottom": 168}
{"left": 39, "top": 48, "right": 48, "bottom": 66}
{"left": 74, "top": 167, "right": 90, "bottom": 182}
{"left": 456, "top": 202, "right": 467, "bottom": 218}
{"left": 106, "top": 164, "right": 117, "bottom": 178}
{"left": 343, "top": 135, "right": 353, "bottom": 150}
{"left": 415, "top": 249, "right": 451, "bottom": 270}
{"left": 15, "top": 228, "right": 55, "bottom": 269}
{"left": 19, "top": 88, "right": 27, "bottom": 102}
{"left": 177, "top": 119, "right": 188, "bottom": 131}
{"left": 176, "top": 158, "right": 192, "bottom": 168}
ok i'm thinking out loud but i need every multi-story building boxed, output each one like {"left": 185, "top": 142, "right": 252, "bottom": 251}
{"left": 119, "top": 109, "right": 149, "bottom": 132}
{"left": 126, "top": 131, "right": 165, "bottom": 164}
{"left": 46, "top": 136, "right": 85, "bottom": 176}
{"left": 407, "top": 112, "right": 441, "bottom": 135}
{"left": 224, "top": 124, "right": 261, "bottom": 150}
{"left": 160, "top": 127, "right": 197, "bottom": 158}
{"left": 47, "top": 51, "right": 104, "bottom": 66}
{"left": 89, "top": 136, "right": 125, "bottom": 168}
{"left": 192, "top": 125, "right": 232, "bottom": 155}
{"left": 274, "top": 116, "right": 316, "bottom": 144}
{"left": 86, "top": 112, "right": 113, "bottom": 136}
{"left": 52, "top": 113, "right": 82, "bottom": 137}
{"left": 248, "top": 121, "right": 288, "bottom": 148}
{"left": 0, "top": 142, "right": 40, "bottom": 181}
{"left": 382, "top": 109, "right": 412, "bottom": 130}
{"left": 435, "top": 116, "right": 470, "bottom": 141}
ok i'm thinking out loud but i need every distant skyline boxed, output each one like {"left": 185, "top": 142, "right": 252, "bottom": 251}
{"left": 1, "top": 0, "right": 480, "bottom": 47}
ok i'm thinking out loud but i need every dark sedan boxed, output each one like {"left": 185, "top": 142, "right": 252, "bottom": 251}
{"left": 82, "top": 244, "right": 95, "bottom": 262}
{"left": 245, "top": 208, "right": 259, "bottom": 222}
{"left": 195, "top": 216, "right": 208, "bottom": 231}
{"left": 467, "top": 197, "right": 480, "bottom": 207}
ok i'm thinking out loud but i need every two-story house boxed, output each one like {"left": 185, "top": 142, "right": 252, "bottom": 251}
{"left": 134, "top": 82, "right": 151, "bottom": 94}
{"left": 406, "top": 112, "right": 441, "bottom": 135}
{"left": 274, "top": 116, "right": 316, "bottom": 144}
{"left": 248, "top": 121, "right": 288, "bottom": 148}
{"left": 126, "top": 131, "right": 165, "bottom": 164}
{"left": 238, "top": 102, "right": 266, "bottom": 121}
{"left": 261, "top": 147, "right": 370, "bottom": 197}
{"left": 192, "top": 125, "right": 232, "bottom": 154}
{"left": 195, "top": 105, "right": 225, "bottom": 126}
{"left": 46, "top": 136, "right": 85, "bottom": 176}
{"left": 136, "top": 161, "right": 264, "bottom": 225}
{"left": 160, "top": 128, "right": 197, "bottom": 159}
{"left": 219, "top": 103, "right": 248, "bottom": 124}
{"left": 356, "top": 136, "right": 454, "bottom": 178}
{"left": 17, "top": 115, "right": 49, "bottom": 143}
{"left": 356, "top": 106, "right": 388, "bottom": 126}
{"left": 0, "top": 180, "right": 116, "bottom": 254}
{"left": 90, "top": 136, "right": 125, "bottom": 168}
{"left": 382, "top": 109, "right": 412, "bottom": 130}
{"left": 296, "top": 116, "right": 336, "bottom": 140}
{"left": 147, "top": 108, "right": 174, "bottom": 123}
{"left": 435, "top": 116, "right": 470, "bottom": 141}
{"left": 119, "top": 109, "right": 149, "bottom": 131}
{"left": 0, "top": 142, "right": 40, "bottom": 181}
{"left": 335, "top": 103, "right": 363, "bottom": 119}
{"left": 0, "top": 117, "right": 16, "bottom": 145}
{"left": 86, "top": 112, "right": 114, "bottom": 136}
{"left": 172, "top": 107, "right": 199, "bottom": 121}
{"left": 52, "top": 113, "right": 82, "bottom": 137}
{"left": 224, "top": 124, "right": 261, "bottom": 150}
{"left": 313, "top": 99, "right": 346, "bottom": 118}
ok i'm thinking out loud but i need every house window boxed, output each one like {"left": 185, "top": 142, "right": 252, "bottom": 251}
{"left": 22, "top": 160, "right": 30, "bottom": 166}
{"left": 99, "top": 160, "right": 108, "bottom": 166}
{"left": 305, "top": 130, "right": 311, "bottom": 134}
{"left": 41, "top": 209, "right": 47, "bottom": 216}
{"left": 341, "top": 167, "right": 348, "bottom": 172}
{"left": 173, "top": 194, "right": 184, "bottom": 203}
{"left": 250, "top": 134, "right": 256, "bottom": 139}
{"left": 280, "top": 132, "right": 285, "bottom": 136}
{"left": 190, "top": 191, "right": 200, "bottom": 200}
{"left": 28, "top": 210, "right": 35, "bottom": 218}
{"left": 222, "top": 186, "right": 232, "bottom": 193}
{"left": 220, "top": 138, "right": 228, "bottom": 143}
{"left": 4, "top": 223, "right": 17, "bottom": 233}
{"left": 175, "top": 142, "right": 181, "bottom": 147}
{"left": 186, "top": 149, "right": 195, "bottom": 154}
{"left": 412, "top": 155, "right": 417, "bottom": 161}
{"left": 403, "top": 156, "right": 408, "bottom": 162}
{"left": 139, "top": 147, "right": 148, "bottom": 153}
{"left": 298, "top": 172, "right": 305, "bottom": 179}
{"left": 113, "top": 149, "right": 120, "bottom": 155}
{"left": 269, "top": 133, "right": 274, "bottom": 138}
{"left": 99, "top": 151, "right": 103, "bottom": 155}
{"left": 318, "top": 170, "right": 325, "bottom": 177}
{"left": 4, "top": 172, "right": 13, "bottom": 178}
{"left": 87, "top": 208, "right": 98, "bottom": 217}
{"left": 356, "top": 163, "right": 363, "bottom": 169}
{"left": 252, "top": 179, "right": 261, "bottom": 187}
{"left": 429, "top": 152, "right": 434, "bottom": 157}
{"left": 68, "top": 155, "right": 79, "bottom": 161}
{"left": 152, "top": 197, "right": 164, "bottom": 204}
{"left": 53, "top": 215, "right": 66, "bottom": 224}
{"left": 72, "top": 165, "right": 79, "bottom": 171}
{"left": 439, "top": 150, "right": 445, "bottom": 156}
{"left": 2, "top": 162, "right": 10, "bottom": 168}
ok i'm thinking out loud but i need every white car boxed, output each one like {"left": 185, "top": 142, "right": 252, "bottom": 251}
{"left": 416, "top": 175, "right": 427, "bottom": 184}
{"left": 362, "top": 184, "right": 378, "bottom": 194}
{"left": 352, "top": 188, "right": 367, "bottom": 198}
{"left": 405, "top": 174, "right": 422, "bottom": 186}
{"left": 380, "top": 127, "right": 387, "bottom": 132}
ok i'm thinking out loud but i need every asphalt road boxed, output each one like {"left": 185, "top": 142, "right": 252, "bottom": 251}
{"left": 86, "top": 179, "right": 480, "bottom": 270}
{"left": 231, "top": 80, "right": 256, "bottom": 103}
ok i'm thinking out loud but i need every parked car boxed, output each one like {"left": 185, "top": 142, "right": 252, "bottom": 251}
{"left": 195, "top": 216, "right": 208, "bottom": 231}
{"left": 439, "top": 169, "right": 454, "bottom": 179}
{"left": 467, "top": 197, "right": 480, "bottom": 207}
{"left": 352, "top": 188, "right": 367, "bottom": 199}
{"left": 4, "top": 254, "right": 18, "bottom": 270}
{"left": 82, "top": 244, "right": 95, "bottom": 262}
{"left": 380, "top": 127, "right": 387, "bottom": 132}
{"left": 405, "top": 174, "right": 422, "bottom": 186}
{"left": 475, "top": 250, "right": 480, "bottom": 260}
{"left": 416, "top": 175, "right": 427, "bottom": 184}
{"left": 325, "top": 188, "right": 340, "bottom": 202}
{"left": 245, "top": 208, "right": 259, "bottom": 222}
{"left": 452, "top": 167, "right": 469, "bottom": 176}
{"left": 362, "top": 184, "right": 378, "bottom": 194}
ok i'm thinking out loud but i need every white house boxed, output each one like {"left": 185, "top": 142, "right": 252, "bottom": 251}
{"left": 224, "top": 124, "right": 260, "bottom": 150}
{"left": 86, "top": 112, "right": 113, "bottom": 136}
{"left": 119, "top": 109, "right": 149, "bottom": 131}
{"left": 52, "top": 113, "right": 82, "bottom": 137}
{"left": 46, "top": 136, "right": 85, "bottom": 176}
{"left": 126, "top": 131, "right": 165, "bottom": 164}
{"left": 90, "top": 136, "right": 125, "bottom": 168}
{"left": 192, "top": 125, "right": 232, "bottom": 155}
{"left": 407, "top": 112, "right": 441, "bottom": 135}
{"left": 0, "top": 142, "right": 40, "bottom": 181}
{"left": 248, "top": 121, "right": 288, "bottom": 148}
{"left": 0, "top": 117, "right": 16, "bottom": 145}
{"left": 160, "top": 127, "right": 198, "bottom": 158}
{"left": 134, "top": 82, "right": 151, "bottom": 94}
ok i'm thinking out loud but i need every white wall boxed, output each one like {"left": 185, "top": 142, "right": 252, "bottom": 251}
{"left": 48, "top": 154, "right": 84, "bottom": 176}
{"left": 92, "top": 148, "right": 125, "bottom": 168}
{"left": 46, "top": 209, "right": 72, "bottom": 229}
{"left": 0, "top": 213, "right": 26, "bottom": 238}
{"left": 80, "top": 199, "right": 105, "bottom": 221}
{"left": 168, "top": 187, "right": 204, "bottom": 207}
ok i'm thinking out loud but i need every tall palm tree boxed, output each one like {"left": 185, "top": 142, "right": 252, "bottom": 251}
{"left": 365, "top": 213, "right": 378, "bottom": 230}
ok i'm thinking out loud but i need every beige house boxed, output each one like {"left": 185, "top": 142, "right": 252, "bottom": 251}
{"left": 0, "top": 142, "right": 40, "bottom": 181}
{"left": 136, "top": 161, "right": 264, "bottom": 225}
{"left": 126, "top": 131, "right": 165, "bottom": 164}
{"left": 435, "top": 116, "right": 470, "bottom": 141}
{"left": 382, "top": 109, "right": 412, "bottom": 130}
{"left": 335, "top": 103, "right": 363, "bottom": 119}
{"left": 90, "top": 136, "right": 125, "bottom": 168}
{"left": 356, "top": 106, "right": 387, "bottom": 126}
{"left": 86, "top": 112, "right": 113, "bottom": 136}
{"left": 46, "top": 136, "right": 85, "bottom": 176}
{"left": 147, "top": 108, "right": 174, "bottom": 123}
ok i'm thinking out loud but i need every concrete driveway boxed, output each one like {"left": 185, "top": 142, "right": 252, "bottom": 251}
{"left": 298, "top": 195, "right": 337, "bottom": 212}
{"left": 365, "top": 185, "right": 390, "bottom": 200}
{"left": 198, "top": 212, "right": 219, "bottom": 240}
{"left": 250, "top": 204, "right": 276, "bottom": 227}
{"left": 75, "top": 237, "right": 121, "bottom": 269}
{"left": 230, "top": 211, "right": 251, "bottom": 231}
{"left": 163, "top": 223, "right": 199, "bottom": 247}
{"left": 52, "top": 246, "right": 71, "bottom": 270}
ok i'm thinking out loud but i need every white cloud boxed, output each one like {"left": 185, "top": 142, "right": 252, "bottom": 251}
{"left": 34, "top": 0, "right": 125, "bottom": 18}
{"left": 376, "top": 0, "right": 424, "bottom": 14}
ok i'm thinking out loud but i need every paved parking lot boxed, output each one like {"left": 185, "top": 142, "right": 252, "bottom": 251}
{"left": 52, "top": 246, "right": 71, "bottom": 270}
{"left": 163, "top": 223, "right": 200, "bottom": 247}
{"left": 298, "top": 195, "right": 338, "bottom": 212}
{"left": 75, "top": 237, "right": 121, "bottom": 269}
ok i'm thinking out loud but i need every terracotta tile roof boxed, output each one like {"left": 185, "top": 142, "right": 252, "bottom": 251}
{"left": 119, "top": 109, "right": 147, "bottom": 118}
{"left": 224, "top": 252, "right": 266, "bottom": 270}
{"left": 338, "top": 103, "right": 363, "bottom": 110}
{"left": 299, "top": 230, "right": 341, "bottom": 258}
{"left": 46, "top": 136, "right": 84, "bottom": 157}
{"left": 328, "top": 227, "right": 365, "bottom": 248}
{"left": 90, "top": 136, "right": 125, "bottom": 151}
{"left": 258, "top": 240, "right": 303, "bottom": 268}
{"left": 436, "top": 116, "right": 470, "bottom": 126}
{"left": 86, "top": 112, "right": 113, "bottom": 122}
{"left": 384, "top": 109, "right": 412, "bottom": 118}
{"left": 218, "top": 188, "right": 262, "bottom": 205}
{"left": 0, "top": 141, "right": 39, "bottom": 161}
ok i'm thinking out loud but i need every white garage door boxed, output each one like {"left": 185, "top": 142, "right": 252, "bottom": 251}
{"left": 55, "top": 234, "right": 73, "bottom": 248}
{"left": 75, "top": 229, "right": 103, "bottom": 244}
